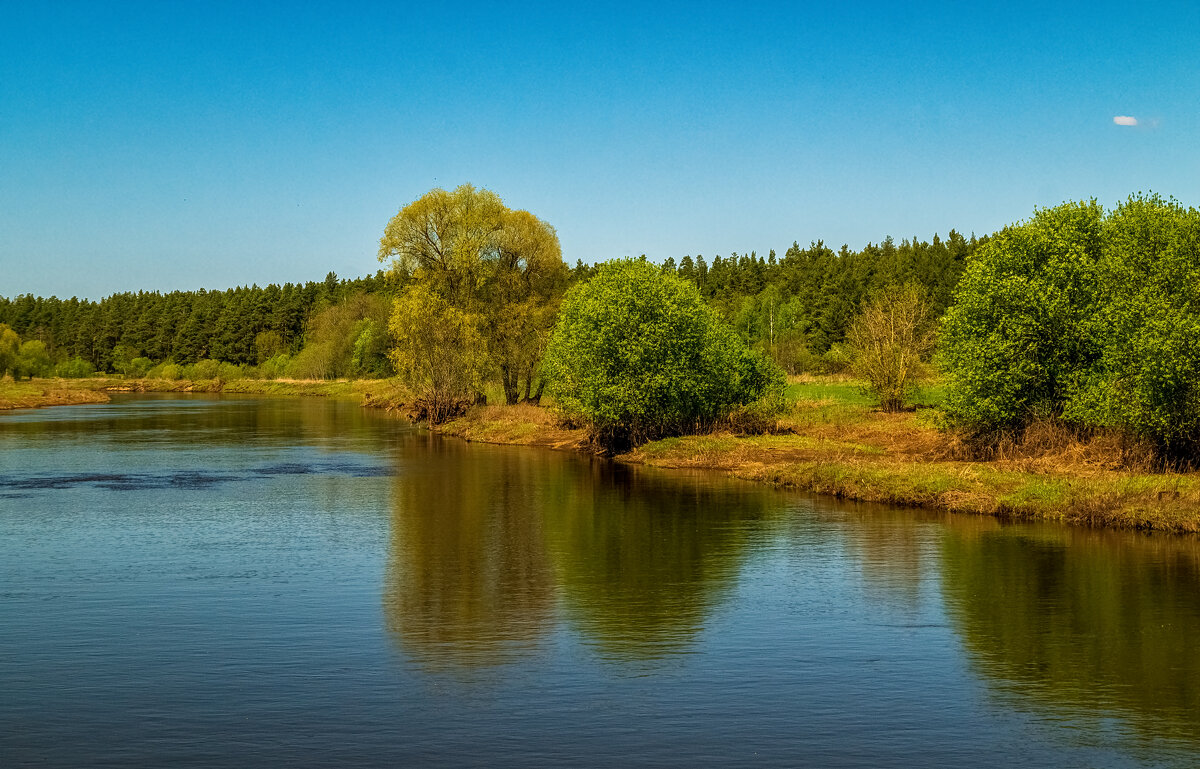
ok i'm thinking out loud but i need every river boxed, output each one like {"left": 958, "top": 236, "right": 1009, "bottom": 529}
{"left": 2, "top": 394, "right": 1198, "bottom": 767}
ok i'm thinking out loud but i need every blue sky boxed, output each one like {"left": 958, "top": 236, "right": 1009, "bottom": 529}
{"left": 2, "top": 1, "right": 1197, "bottom": 298}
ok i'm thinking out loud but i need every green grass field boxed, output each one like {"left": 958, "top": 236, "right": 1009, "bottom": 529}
{"left": 785, "top": 378, "right": 946, "bottom": 409}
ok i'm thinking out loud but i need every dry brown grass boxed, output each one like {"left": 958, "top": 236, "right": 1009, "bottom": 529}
{"left": 435, "top": 402, "right": 587, "bottom": 451}
{"left": 931, "top": 416, "right": 1165, "bottom": 475}
{"left": 620, "top": 397, "right": 1200, "bottom": 533}
{"left": 788, "top": 372, "right": 858, "bottom": 384}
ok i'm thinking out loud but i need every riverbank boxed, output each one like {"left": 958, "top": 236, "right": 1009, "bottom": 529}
{"left": 437, "top": 379, "right": 1200, "bottom": 534}
{"left": 8, "top": 375, "right": 1200, "bottom": 533}
{"left": 0, "top": 376, "right": 400, "bottom": 410}
{"left": 0, "top": 379, "right": 112, "bottom": 409}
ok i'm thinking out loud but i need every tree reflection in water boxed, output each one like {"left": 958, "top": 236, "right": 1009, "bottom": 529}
{"left": 383, "top": 438, "right": 556, "bottom": 671}
{"left": 383, "top": 440, "right": 779, "bottom": 669}
{"left": 941, "top": 517, "right": 1200, "bottom": 748}
{"left": 543, "top": 461, "right": 777, "bottom": 661}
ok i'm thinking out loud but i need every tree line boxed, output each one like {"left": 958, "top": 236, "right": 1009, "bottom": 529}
{"left": 1, "top": 202, "right": 981, "bottom": 383}
{"left": 0, "top": 271, "right": 397, "bottom": 379}
{"left": 570, "top": 230, "right": 984, "bottom": 373}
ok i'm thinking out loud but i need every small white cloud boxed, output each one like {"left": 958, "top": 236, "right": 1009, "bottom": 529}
{"left": 1113, "top": 115, "right": 1138, "bottom": 126}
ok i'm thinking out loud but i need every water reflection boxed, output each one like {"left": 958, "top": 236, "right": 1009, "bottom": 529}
{"left": 383, "top": 445, "right": 781, "bottom": 668}
{"left": 383, "top": 439, "right": 555, "bottom": 671}
{"left": 544, "top": 462, "right": 778, "bottom": 661}
{"left": 811, "top": 502, "right": 946, "bottom": 611}
{"left": 0, "top": 393, "right": 397, "bottom": 452}
{"left": 941, "top": 518, "right": 1200, "bottom": 747}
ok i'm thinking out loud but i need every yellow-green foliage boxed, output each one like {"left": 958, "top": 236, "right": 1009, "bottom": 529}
{"left": 378, "top": 184, "right": 567, "bottom": 406}
{"left": 389, "top": 283, "right": 489, "bottom": 423}
{"left": 0, "top": 324, "right": 20, "bottom": 378}
{"left": 845, "top": 283, "right": 935, "bottom": 411}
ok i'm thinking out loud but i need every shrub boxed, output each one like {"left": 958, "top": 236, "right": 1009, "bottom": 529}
{"left": 54, "top": 357, "right": 95, "bottom": 378}
{"left": 940, "top": 194, "right": 1200, "bottom": 462}
{"left": 821, "top": 343, "right": 853, "bottom": 374}
{"left": 218, "top": 362, "right": 247, "bottom": 381}
{"left": 542, "top": 259, "right": 784, "bottom": 450}
{"left": 188, "top": 359, "right": 222, "bottom": 380}
{"left": 1066, "top": 196, "right": 1200, "bottom": 458}
{"left": 15, "top": 340, "right": 52, "bottom": 379}
{"left": 0, "top": 324, "right": 19, "bottom": 378}
{"left": 845, "top": 283, "right": 935, "bottom": 411}
{"left": 158, "top": 363, "right": 183, "bottom": 381}
{"left": 127, "top": 357, "right": 154, "bottom": 378}
{"left": 259, "top": 353, "right": 291, "bottom": 380}
{"left": 388, "top": 283, "right": 489, "bottom": 424}
{"left": 762, "top": 328, "right": 818, "bottom": 375}
{"left": 939, "top": 200, "right": 1104, "bottom": 433}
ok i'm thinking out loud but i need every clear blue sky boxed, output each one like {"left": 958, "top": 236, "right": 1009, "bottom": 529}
{"left": 2, "top": 1, "right": 1197, "bottom": 299}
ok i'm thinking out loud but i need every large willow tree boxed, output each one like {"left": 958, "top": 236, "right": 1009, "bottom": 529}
{"left": 378, "top": 184, "right": 567, "bottom": 411}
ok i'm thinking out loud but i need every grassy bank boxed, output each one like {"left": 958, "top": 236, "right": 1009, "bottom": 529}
{"left": 436, "top": 402, "right": 585, "bottom": 451}
{"left": 0, "top": 379, "right": 111, "bottom": 409}
{"left": 0, "top": 376, "right": 402, "bottom": 410}
{"left": 439, "top": 376, "right": 1200, "bottom": 534}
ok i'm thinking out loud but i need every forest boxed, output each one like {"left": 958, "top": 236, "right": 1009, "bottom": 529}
{"left": 0, "top": 231, "right": 984, "bottom": 381}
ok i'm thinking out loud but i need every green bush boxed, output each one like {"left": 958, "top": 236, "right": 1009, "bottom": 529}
{"left": 15, "top": 340, "right": 52, "bottom": 379}
{"left": 939, "top": 200, "right": 1104, "bottom": 433}
{"left": 846, "top": 283, "right": 936, "bottom": 411}
{"left": 259, "top": 353, "right": 291, "bottom": 380}
{"left": 127, "top": 357, "right": 154, "bottom": 378}
{"left": 0, "top": 324, "right": 20, "bottom": 378}
{"left": 820, "top": 343, "right": 853, "bottom": 374}
{"left": 161, "top": 363, "right": 183, "bottom": 381}
{"left": 218, "top": 362, "right": 247, "bottom": 381}
{"left": 188, "top": 359, "right": 222, "bottom": 380}
{"left": 54, "top": 357, "right": 95, "bottom": 378}
{"left": 940, "top": 195, "right": 1200, "bottom": 460}
{"left": 1066, "top": 196, "right": 1200, "bottom": 457}
{"left": 542, "top": 259, "right": 784, "bottom": 450}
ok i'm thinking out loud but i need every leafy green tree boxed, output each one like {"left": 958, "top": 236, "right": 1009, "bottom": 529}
{"left": 15, "top": 340, "right": 51, "bottom": 379}
{"left": 127, "top": 356, "right": 154, "bottom": 378}
{"left": 1066, "top": 195, "right": 1200, "bottom": 457}
{"left": 487, "top": 208, "right": 567, "bottom": 403}
{"left": 290, "top": 293, "right": 391, "bottom": 379}
{"left": 542, "top": 259, "right": 784, "bottom": 450}
{"left": 389, "top": 283, "right": 490, "bottom": 424}
{"left": 254, "top": 330, "right": 286, "bottom": 364}
{"left": 54, "top": 357, "right": 95, "bottom": 378}
{"left": 378, "top": 184, "right": 566, "bottom": 404}
{"left": 0, "top": 323, "right": 19, "bottom": 379}
{"left": 110, "top": 343, "right": 139, "bottom": 376}
{"left": 846, "top": 283, "right": 936, "bottom": 411}
{"left": 939, "top": 201, "right": 1104, "bottom": 433}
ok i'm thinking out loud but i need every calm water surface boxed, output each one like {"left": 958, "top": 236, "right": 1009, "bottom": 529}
{"left": 2, "top": 395, "right": 1199, "bottom": 767}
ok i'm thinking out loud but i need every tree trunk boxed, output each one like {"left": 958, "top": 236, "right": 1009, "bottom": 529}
{"left": 500, "top": 365, "right": 519, "bottom": 405}
{"left": 522, "top": 366, "right": 534, "bottom": 401}
{"left": 526, "top": 378, "right": 545, "bottom": 404}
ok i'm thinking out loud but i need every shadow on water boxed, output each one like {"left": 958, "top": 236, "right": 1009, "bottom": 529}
{"left": 382, "top": 439, "right": 782, "bottom": 671}
{"left": 940, "top": 516, "right": 1200, "bottom": 749}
